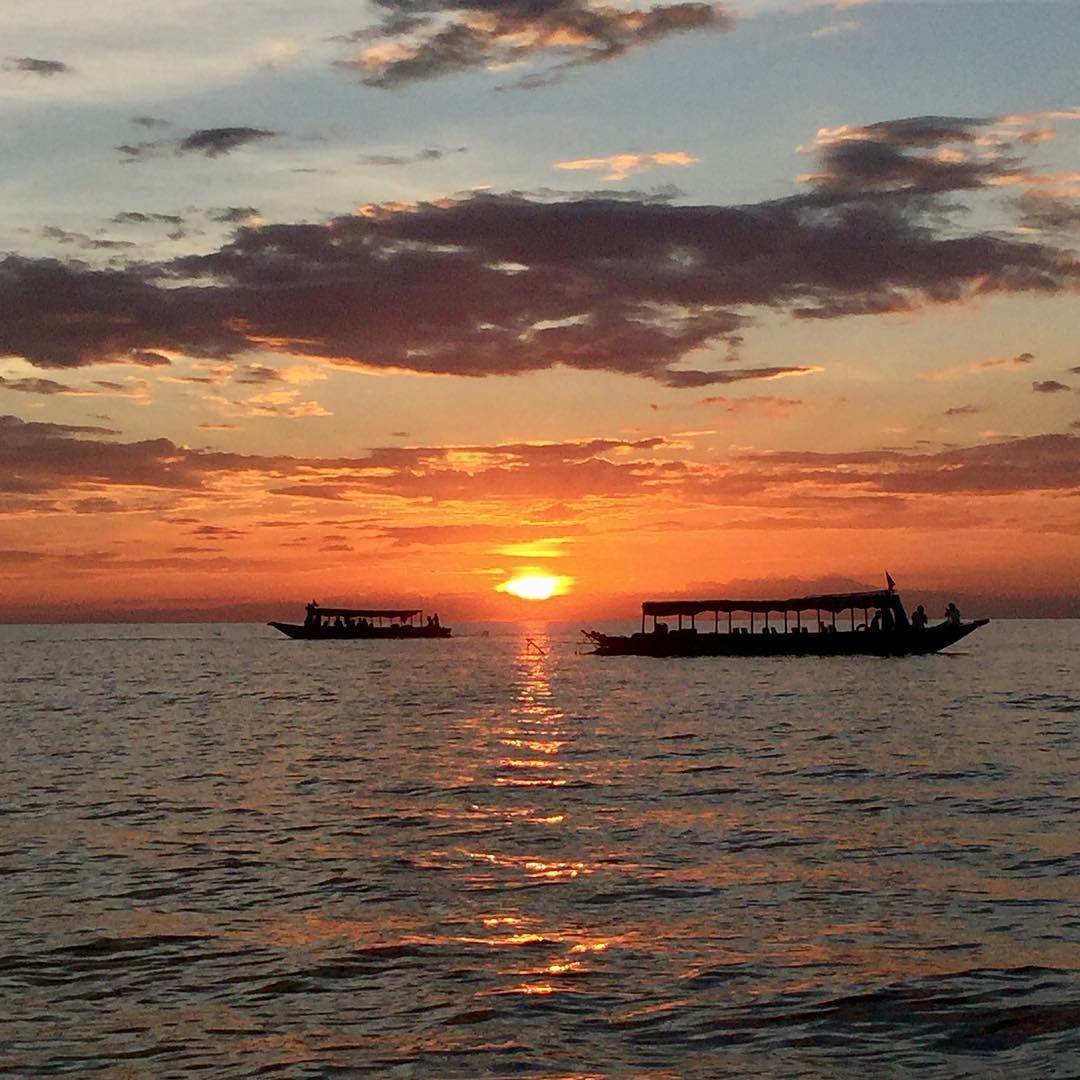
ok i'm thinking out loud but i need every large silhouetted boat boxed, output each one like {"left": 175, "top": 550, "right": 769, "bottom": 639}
{"left": 583, "top": 582, "right": 987, "bottom": 658}
{"left": 269, "top": 603, "right": 451, "bottom": 640}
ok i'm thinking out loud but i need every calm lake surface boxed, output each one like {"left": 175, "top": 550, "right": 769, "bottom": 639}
{"left": 1, "top": 619, "right": 1077, "bottom": 1077}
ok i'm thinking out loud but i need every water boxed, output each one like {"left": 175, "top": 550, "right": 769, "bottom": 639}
{"left": 1, "top": 619, "right": 1077, "bottom": 1077}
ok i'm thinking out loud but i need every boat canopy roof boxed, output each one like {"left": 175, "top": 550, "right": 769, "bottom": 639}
{"left": 311, "top": 607, "right": 421, "bottom": 619}
{"left": 642, "top": 589, "right": 898, "bottom": 618}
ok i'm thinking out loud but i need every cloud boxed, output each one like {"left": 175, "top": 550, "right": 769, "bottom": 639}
{"left": 555, "top": 151, "right": 698, "bottom": 181}
{"left": 112, "top": 211, "right": 186, "bottom": 228}
{"left": 944, "top": 404, "right": 981, "bottom": 417}
{"left": 0, "top": 374, "right": 148, "bottom": 399}
{"left": 701, "top": 394, "right": 804, "bottom": 415}
{"left": 5, "top": 414, "right": 1077, "bottom": 531}
{"left": 810, "top": 20, "right": 859, "bottom": 38}
{"left": 736, "top": 434, "right": 1080, "bottom": 497}
{"left": 118, "top": 127, "right": 278, "bottom": 163}
{"left": 922, "top": 352, "right": 1035, "bottom": 381}
{"left": 334, "top": 1, "right": 732, "bottom": 89}
{"left": 0, "top": 375, "right": 86, "bottom": 396}
{"left": 209, "top": 207, "right": 261, "bottom": 224}
{"left": 359, "top": 146, "right": 467, "bottom": 166}
{"left": 4, "top": 117, "right": 1079, "bottom": 386}
{"left": 1032, "top": 380, "right": 1071, "bottom": 394}
{"left": 132, "top": 115, "right": 170, "bottom": 129}
{"left": 41, "top": 226, "right": 134, "bottom": 251}
{"left": 129, "top": 351, "right": 172, "bottom": 368}
{"left": 177, "top": 127, "right": 278, "bottom": 157}
{"left": 1017, "top": 192, "right": 1080, "bottom": 233}
{"left": 799, "top": 116, "right": 1026, "bottom": 194}
{"left": 4, "top": 57, "right": 71, "bottom": 77}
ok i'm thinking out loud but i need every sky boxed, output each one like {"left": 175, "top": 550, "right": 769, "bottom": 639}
{"left": 1, "top": 0, "right": 1078, "bottom": 621}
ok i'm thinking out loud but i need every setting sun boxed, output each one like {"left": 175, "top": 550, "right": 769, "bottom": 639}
{"left": 496, "top": 574, "right": 573, "bottom": 601}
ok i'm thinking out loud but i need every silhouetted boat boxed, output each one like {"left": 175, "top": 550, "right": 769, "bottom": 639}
{"left": 584, "top": 584, "right": 987, "bottom": 657}
{"left": 269, "top": 603, "right": 451, "bottom": 640}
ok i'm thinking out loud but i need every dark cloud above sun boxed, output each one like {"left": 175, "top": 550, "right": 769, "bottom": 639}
{"left": 3, "top": 115, "right": 1077, "bottom": 389}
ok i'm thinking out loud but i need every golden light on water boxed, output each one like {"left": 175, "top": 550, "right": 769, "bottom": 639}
{"left": 496, "top": 573, "right": 573, "bottom": 601}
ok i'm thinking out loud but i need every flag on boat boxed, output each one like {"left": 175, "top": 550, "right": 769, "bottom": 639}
{"left": 885, "top": 571, "right": 896, "bottom": 591}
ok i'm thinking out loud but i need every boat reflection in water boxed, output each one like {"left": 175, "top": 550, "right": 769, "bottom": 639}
{"left": 269, "top": 602, "right": 452, "bottom": 640}
{"left": 585, "top": 580, "right": 987, "bottom": 658}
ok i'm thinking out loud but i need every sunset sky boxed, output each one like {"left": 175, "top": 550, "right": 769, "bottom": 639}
{"left": 2, "top": 0, "right": 1078, "bottom": 621}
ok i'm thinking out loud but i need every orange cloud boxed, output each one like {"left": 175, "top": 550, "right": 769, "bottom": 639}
{"left": 555, "top": 151, "right": 698, "bottom": 181}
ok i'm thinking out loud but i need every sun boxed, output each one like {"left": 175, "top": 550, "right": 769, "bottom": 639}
{"left": 497, "top": 573, "right": 572, "bottom": 601}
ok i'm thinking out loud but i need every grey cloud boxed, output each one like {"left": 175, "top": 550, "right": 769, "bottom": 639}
{"left": 112, "top": 211, "right": 186, "bottom": 227}
{"left": 41, "top": 226, "right": 135, "bottom": 251}
{"left": 360, "top": 146, "right": 467, "bottom": 166}
{"left": 177, "top": 127, "right": 278, "bottom": 157}
{"left": 1017, "top": 194, "right": 1080, "bottom": 234}
{"left": 118, "top": 127, "right": 278, "bottom": 163}
{"left": 233, "top": 364, "right": 286, "bottom": 385}
{"left": 804, "top": 116, "right": 1025, "bottom": 196}
{"left": 209, "top": 207, "right": 261, "bottom": 224}
{"left": 1032, "top": 380, "right": 1071, "bottom": 393}
{"left": 0, "top": 375, "right": 80, "bottom": 395}
{"left": 5, "top": 57, "right": 71, "bottom": 76}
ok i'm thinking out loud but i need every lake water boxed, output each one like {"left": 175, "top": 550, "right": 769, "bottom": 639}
{"left": 1, "top": 619, "right": 1077, "bottom": 1077}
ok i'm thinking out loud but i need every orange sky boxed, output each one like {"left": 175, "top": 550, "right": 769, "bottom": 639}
{"left": 1, "top": 1, "right": 1078, "bottom": 620}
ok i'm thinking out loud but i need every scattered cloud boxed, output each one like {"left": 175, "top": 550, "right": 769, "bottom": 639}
{"left": 4, "top": 57, "right": 71, "bottom": 77}
{"left": 555, "top": 151, "right": 698, "bottom": 181}
{"left": 944, "top": 404, "right": 981, "bottom": 417}
{"left": 118, "top": 127, "right": 279, "bottom": 163}
{"left": 112, "top": 211, "right": 186, "bottom": 228}
{"left": 334, "top": 1, "right": 732, "bottom": 89}
{"left": 4, "top": 118, "right": 1078, "bottom": 389}
{"left": 810, "top": 20, "right": 859, "bottom": 39}
{"left": 923, "top": 352, "right": 1036, "bottom": 381}
{"left": 360, "top": 146, "right": 467, "bottom": 166}
{"left": 3, "top": 415, "right": 1077, "bottom": 521}
{"left": 798, "top": 115, "right": 1027, "bottom": 194}
{"left": 0, "top": 374, "right": 149, "bottom": 399}
{"left": 1032, "top": 380, "right": 1071, "bottom": 394}
{"left": 40, "top": 226, "right": 134, "bottom": 251}
{"left": 177, "top": 127, "right": 278, "bottom": 157}
{"left": 1017, "top": 191, "right": 1080, "bottom": 233}
{"left": 0, "top": 375, "right": 86, "bottom": 396}
{"left": 208, "top": 207, "right": 261, "bottom": 224}
{"left": 701, "top": 394, "right": 805, "bottom": 415}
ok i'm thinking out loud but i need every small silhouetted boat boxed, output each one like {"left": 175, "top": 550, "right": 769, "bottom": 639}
{"left": 584, "top": 581, "right": 987, "bottom": 658}
{"left": 269, "top": 603, "right": 451, "bottom": 640}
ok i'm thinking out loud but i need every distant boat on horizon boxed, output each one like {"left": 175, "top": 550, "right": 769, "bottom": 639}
{"left": 269, "top": 602, "right": 451, "bottom": 640}
{"left": 583, "top": 581, "right": 987, "bottom": 658}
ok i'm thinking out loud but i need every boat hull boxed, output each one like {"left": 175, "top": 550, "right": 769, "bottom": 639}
{"left": 269, "top": 622, "right": 452, "bottom": 640}
{"left": 583, "top": 620, "right": 988, "bottom": 657}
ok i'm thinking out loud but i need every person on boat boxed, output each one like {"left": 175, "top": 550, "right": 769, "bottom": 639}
{"left": 945, "top": 602, "right": 961, "bottom": 626}
{"left": 881, "top": 606, "right": 895, "bottom": 632}
{"left": 912, "top": 604, "right": 928, "bottom": 630}
{"left": 304, "top": 601, "right": 318, "bottom": 628}
{"left": 869, "top": 609, "right": 881, "bottom": 632}
{"left": 432, "top": 612, "right": 440, "bottom": 628}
